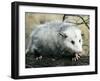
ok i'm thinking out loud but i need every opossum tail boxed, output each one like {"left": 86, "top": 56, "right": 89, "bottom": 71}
{"left": 25, "top": 30, "right": 38, "bottom": 55}
{"left": 25, "top": 36, "right": 32, "bottom": 54}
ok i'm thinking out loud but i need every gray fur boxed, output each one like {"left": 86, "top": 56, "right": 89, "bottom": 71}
{"left": 26, "top": 21, "right": 82, "bottom": 56}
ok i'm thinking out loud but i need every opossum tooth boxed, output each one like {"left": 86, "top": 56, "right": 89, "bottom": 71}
{"left": 72, "top": 53, "right": 80, "bottom": 61}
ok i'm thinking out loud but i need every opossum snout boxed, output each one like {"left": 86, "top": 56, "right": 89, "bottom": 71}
{"left": 76, "top": 47, "right": 83, "bottom": 53}
{"left": 77, "top": 51, "right": 82, "bottom": 54}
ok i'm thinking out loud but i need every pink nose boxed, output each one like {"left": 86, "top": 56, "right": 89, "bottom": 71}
{"left": 78, "top": 49, "right": 82, "bottom": 53}
{"left": 77, "top": 51, "right": 82, "bottom": 54}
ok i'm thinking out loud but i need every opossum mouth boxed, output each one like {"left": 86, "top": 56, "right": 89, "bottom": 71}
{"left": 73, "top": 52, "right": 81, "bottom": 56}
{"left": 73, "top": 52, "right": 80, "bottom": 56}
{"left": 65, "top": 49, "right": 81, "bottom": 55}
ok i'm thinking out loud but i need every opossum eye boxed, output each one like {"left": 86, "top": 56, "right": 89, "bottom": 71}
{"left": 63, "top": 34, "right": 68, "bottom": 38}
{"left": 79, "top": 39, "right": 81, "bottom": 43}
{"left": 71, "top": 40, "right": 75, "bottom": 45}
{"left": 59, "top": 33, "right": 68, "bottom": 38}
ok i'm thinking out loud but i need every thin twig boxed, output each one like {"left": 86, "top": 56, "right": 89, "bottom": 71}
{"left": 77, "top": 16, "right": 89, "bottom": 29}
{"left": 62, "top": 14, "right": 66, "bottom": 21}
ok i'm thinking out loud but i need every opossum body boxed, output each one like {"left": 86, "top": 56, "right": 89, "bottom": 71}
{"left": 26, "top": 21, "right": 83, "bottom": 61}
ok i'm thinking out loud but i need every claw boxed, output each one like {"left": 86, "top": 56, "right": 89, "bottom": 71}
{"left": 36, "top": 56, "right": 42, "bottom": 60}
{"left": 72, "top": 53, "right": 80, "bottom": 61}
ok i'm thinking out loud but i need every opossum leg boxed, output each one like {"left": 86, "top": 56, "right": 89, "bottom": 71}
{"left": 26, "top": 37, "right": 38, "bottom": 55}
{"left": 34, "top": 49, "right": 43, "bottom": 60}
{"left": 25, "top": 36, "right": 33, "bottom": 54}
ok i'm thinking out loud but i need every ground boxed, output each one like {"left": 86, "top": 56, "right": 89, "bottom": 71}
{"left": 26, "top": 53, "right": 89, "bottom": 68}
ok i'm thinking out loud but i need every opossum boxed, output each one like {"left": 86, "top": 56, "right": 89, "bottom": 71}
{"left": 26, "top": 21, "right": 83, "bottom": 61}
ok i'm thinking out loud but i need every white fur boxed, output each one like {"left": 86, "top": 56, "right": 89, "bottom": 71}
{"left": 26, "top": 21, "right": 83, "bottom": 56}
{"left": 63, "top": 27, "right": 83, "bottom": 53}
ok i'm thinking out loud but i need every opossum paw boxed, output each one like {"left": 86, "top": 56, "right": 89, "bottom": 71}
{"left": 39, "top": 56, "right": 43, "bottom": 59}
{"left": 72, "top": 54, "right": 80, "bottom": 61}
{"left": 35, "top": 56, "right": 42, "bottom": 60}
{"left": 52, "top": 58, "right": 56, "bottom": 61}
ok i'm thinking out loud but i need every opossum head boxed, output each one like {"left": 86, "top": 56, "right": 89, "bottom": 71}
{"left": 59, "top": 27, "right": 83, "bottom": 55}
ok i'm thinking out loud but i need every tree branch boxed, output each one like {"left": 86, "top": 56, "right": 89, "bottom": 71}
{"left": 77, "top": 16, "right": 89, "bottom": 29}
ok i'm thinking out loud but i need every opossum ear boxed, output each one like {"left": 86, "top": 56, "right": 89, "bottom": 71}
{"left": 59, "top": 32, "right": 68, "bottom": 38}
